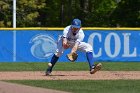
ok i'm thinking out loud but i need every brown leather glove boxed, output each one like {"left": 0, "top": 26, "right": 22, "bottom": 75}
{"left": 67, "top": 52, "right": 78, "bottom": 62}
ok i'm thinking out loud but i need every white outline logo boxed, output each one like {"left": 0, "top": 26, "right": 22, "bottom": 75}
{"left": 29, "top": 34, "right": 57, "bottom": 59}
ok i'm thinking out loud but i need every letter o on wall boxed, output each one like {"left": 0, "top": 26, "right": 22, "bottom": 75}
{"left": 105, "top": 33, "right": 121, "bottom": 58}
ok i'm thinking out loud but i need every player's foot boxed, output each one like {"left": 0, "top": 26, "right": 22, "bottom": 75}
{"left": 45, "top": 71, "right": 51, "bottom": 76}
{"left": 90, "top": 63, "right": 102, "bottom": 74}
{"left": 45, "top": 63, "right": 53, "bottom": 76}
{"left": 45, "top": 68, "right": 52, "bottom": 76}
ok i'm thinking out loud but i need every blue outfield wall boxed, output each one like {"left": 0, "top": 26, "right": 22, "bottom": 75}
{"left": 0, "top": 29, "right": 140, "bottom": 62}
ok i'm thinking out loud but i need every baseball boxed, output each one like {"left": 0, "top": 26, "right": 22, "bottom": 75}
{"left": 48, "top": 63, "right": 52, "bottom": 67}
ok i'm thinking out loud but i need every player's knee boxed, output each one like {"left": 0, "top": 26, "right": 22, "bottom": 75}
{"left": 86, "top": 44, "right": 93, "bottom": 52}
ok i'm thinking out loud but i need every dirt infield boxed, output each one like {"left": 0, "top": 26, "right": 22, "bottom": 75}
{"left": 0, "top": 81, "right": 70, "bottom": 93}
{"left": 0, "top": 71, "right": 140, "bottom": 93}
{"left": 0, "top": 71, "right": 140, "bottom": 80}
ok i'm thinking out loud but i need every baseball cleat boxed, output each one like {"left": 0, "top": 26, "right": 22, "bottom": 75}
{"left": 90, "top": 63, "right": 102, "bottom": 74}
{"left": 45, "top": 71, "right": 51, "bottom": 76}
{"left": 45, "top": 70, "right": 52, "bottom": 76}
{"left": 45, "top": 67, "right": 52, "bottom": 76}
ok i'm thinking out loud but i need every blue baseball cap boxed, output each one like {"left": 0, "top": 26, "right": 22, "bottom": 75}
{"left": 71, "top": 19, "right": 81, "bottom": 28}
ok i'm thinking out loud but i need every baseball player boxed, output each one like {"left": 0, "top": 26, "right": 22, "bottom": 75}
{"left": 46, "top": 18, "right": 102, "bottom": 76}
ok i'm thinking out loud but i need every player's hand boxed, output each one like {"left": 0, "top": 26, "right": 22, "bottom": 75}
{"left": 63, "top": 43, "right": 70, "bottom": 49}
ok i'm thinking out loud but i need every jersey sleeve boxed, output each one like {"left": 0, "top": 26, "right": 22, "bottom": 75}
{"left": 62, "top": 26, "right": 69, "bottom": 38}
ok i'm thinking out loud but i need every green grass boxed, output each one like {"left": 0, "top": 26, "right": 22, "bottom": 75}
{"left": 7, "top": 80, "right": 140, "bottom": 93}
{"left": 0, "top": 62, "right": 140, "bottom": 71}
{"left": 1, "top": 62, "right": 140, "bottom": 93}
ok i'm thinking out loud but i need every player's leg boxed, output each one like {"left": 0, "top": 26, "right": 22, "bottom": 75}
{"left": 78, "top": 42, "right": 102, "bottom": 74}
{"left": 46, "top": 37, "right": 64, "bottom": 76}
{"left": 46, "top": 54, "right": 58, "bottom": 75}
{"left": 46, "top": 52, "right": 62, "bottom": 76}
{"left": 78, "top": 42, "right": 94, "bottom": 70}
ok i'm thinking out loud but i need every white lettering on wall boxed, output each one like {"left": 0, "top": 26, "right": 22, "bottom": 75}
{"left": 105, "top": 33, "right": 121, "bottom": 57}
{"left": 88, "top": 33, "right": 102, "bottom": 57}
{"left": 122, "top": 33, "right": 137, "bottom": 57}
{"left": 88, "top": 32, "right": 137, "bottom": 58}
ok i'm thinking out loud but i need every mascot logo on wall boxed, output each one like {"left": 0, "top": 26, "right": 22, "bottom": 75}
{"left": 29, "top": 34, "right": 57, "bottom": 59}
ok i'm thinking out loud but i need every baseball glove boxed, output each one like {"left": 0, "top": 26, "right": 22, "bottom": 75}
{"left": 67, "top": 52, "right": 78, "bottom": 62}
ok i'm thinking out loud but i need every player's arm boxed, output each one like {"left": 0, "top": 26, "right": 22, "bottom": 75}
{"left": 71, "top": 31, "right": 84, "bottom": 53}
{"left": 62, "top": 37, "right": 69, "bottom": 49}
{"left": 62, "top": 27, "right": 69, "bottom": 49}
{"left": 71, "top": 42, "right": 79, "bottom": 53}
{"left": 62, "top": 37, "right": 67, "bottom": 45}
